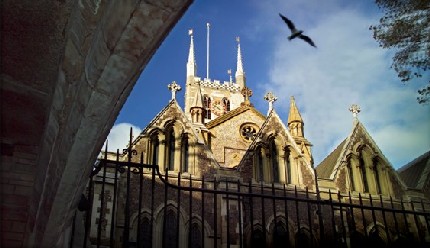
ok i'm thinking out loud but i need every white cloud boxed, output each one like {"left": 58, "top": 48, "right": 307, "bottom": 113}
{"left": 104, "top": 123, "right": 142, "bottom": 152}
{"left": 257, "top": 2, "right": 430, "bottom": 169}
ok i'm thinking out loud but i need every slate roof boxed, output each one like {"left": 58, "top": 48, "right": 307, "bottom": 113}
{"left": 316, "top": 139, "right": 347, "bottom": 179}
{"left": 398, "top": 150, "right": 430, "bottom": 189}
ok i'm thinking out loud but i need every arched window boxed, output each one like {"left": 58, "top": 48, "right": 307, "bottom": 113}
{"left": 163, "top": 210, "right": 178, "bottom": 248}
{"left": 284, "top": 147, "right": 291, "bottom": 184}
{"left": 167, "top": 128, "right": 175, "bottom": 171}
{"left": 203, "top": 95, "right": 211, "bottom": 119}
{"left": 270, "top": 139, "right": 279, "bottom": 183}
{"left": 359, "top": 149, "right": 369, "bottom": 192}
{"left": 150, "top": 133, "right": 159, "bottom": 166}
{"left": 295, "top": 228, "right": 312, "bottom": 248}
{"left": 373, "top": 157, "right": 382, "bottom": 194}
{"left": 189, "top": 222, "right": 202, "bottom": 248}
{"left": 223, "top": 97, "right": 230, "bottom": 111}
{"left": 181, "top": 134, "right": 189, "bottom": 173}
{"left": 348, "top": 164, "right": 355, "bottom": 191}
{"left": 251, "top": 228, "right": 265, "bottom": 248}
{"left": 368, "top": 226, "right": 387, "bottom": 248}
{"left": 272, "top": 221, "right": 288, "bottom": 248}
{"left": 255, "top": 146, "right": 264, "bottom": 182}
{"left": 138, "top": 217, "right": 151, "bottom": 248}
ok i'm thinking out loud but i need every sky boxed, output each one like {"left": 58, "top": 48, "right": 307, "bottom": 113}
{"left": 107, "top": 0, "right": 430, "bottom": 170}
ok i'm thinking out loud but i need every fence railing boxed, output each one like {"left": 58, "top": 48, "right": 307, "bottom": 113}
{"left": 71, "top": 150, "right": 430, "bottom": 248}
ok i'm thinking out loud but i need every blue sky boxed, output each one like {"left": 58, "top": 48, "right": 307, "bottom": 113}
{"left": 108, "top": 0, "right": 430, "bottom": 170}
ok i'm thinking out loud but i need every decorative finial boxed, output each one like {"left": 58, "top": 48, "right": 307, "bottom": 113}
{"left": 188, "top": 29, "right": 193, "bottom": 36}
{"left": 264, "top": 92, "right": 278, "bottom": 113}
{"left": 349, "top": 104, "right": 361, "bottom": 118}
{"left": 168, "top": 81, "right": 181, "bottom": 100}
{"left": 236, "top": 36, "right": 240, "bottom": 43}
{"left": 227, "top": 69, "right": 232, "bottom": 83}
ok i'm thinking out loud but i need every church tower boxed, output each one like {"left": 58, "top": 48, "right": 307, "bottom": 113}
{"left": 184, "top": 27, "right": 248, "bottom": 123}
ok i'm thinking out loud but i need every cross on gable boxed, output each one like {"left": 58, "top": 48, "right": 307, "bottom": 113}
{"left": 168, "top": 81, "right": 182, "bottom": 100}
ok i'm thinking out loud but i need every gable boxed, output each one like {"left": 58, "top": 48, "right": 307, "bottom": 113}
{"left": 207, "top": 106, "right": 266, "bottom": 168}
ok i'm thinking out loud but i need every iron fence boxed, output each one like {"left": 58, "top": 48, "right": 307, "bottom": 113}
{"left": 71, "top": 146, "right": 430, "bottom": 248}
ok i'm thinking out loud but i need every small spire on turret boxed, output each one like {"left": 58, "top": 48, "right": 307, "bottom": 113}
{"left": 235, "top": 36, "right": 246, "bottom": 88}
{"left": 288, "top": 96, "right": 304, "bottom": 137}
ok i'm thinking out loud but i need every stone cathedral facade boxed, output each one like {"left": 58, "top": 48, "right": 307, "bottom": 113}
{"left": 86, "top": 30, "right": 430, "bottom": 248}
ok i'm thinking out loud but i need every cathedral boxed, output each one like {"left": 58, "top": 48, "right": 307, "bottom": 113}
{"left": 82, "top": 29, "right": 430, "bottom": 248}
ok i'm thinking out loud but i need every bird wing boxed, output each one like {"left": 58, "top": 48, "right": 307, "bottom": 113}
{"left": 279, "top": 13, "right": 296, "bottom": 31}
{"left": 299, "top": 34, "right": 316, "bottom": 47}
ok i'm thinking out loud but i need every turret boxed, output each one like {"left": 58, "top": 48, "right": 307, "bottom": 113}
{"left": 287, "top": 96, "right": 304, "bottom": 137}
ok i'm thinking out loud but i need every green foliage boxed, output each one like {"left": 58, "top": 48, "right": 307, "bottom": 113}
{"left": 370, "top": 0, "right": 430, "bottom": 104}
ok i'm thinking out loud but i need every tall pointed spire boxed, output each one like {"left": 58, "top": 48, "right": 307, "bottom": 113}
{"left": 288, "top": 96, "right": 304, "bottom": 137}
{"left": 187, "top": 29, "right": 196, "bottom": 78}
{"left": 235, "top": 37, "right": 246, "bottom": 88}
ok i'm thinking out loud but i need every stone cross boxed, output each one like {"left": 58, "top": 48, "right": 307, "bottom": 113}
{"left": 241, "top": 86, "right": 253, "bottom": 104}
{"left": 264, "top": 92, "right": 278, "bottom": 113}
{"left": 168, "top": 81, "right": 181, "bottom": 100}
{"left": 349, "top": 104, "right": 361, "bottom": 118}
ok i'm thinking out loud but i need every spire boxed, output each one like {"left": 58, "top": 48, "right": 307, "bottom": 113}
{"left": 187, "top": 29, "right": 196, "bottom": 77}
{"left": 235, "top": 37, "right": 246, "bottom": 88}
{"left": 287, "top": 96, "right": 304, "bottom": 137}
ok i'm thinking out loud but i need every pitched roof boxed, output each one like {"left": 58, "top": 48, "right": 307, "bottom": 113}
{"left": 205, "top": 104, "right": 266, "bottom": 129}
{"left": 315, "top": 120, "right": 394, "bottom": 180}
{"left": 398, "top": 150, "right": 430, "bottom": 189}
{"left": 316, "top": 139, "right": 347, "bottom": 178}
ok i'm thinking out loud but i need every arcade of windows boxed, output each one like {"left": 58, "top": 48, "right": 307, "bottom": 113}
{"left": 253, "top": 136, "right": 293, "bottom": 185}
{"left": 147, "top": 123, "right": 190, "bottom": 173}
{"left": 346, "top": 146, "right": 392, "bottom": 195}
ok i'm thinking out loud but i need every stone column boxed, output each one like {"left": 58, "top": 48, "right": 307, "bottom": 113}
{"left": 174, "top": 136, "right": 182, "bottom": 172}
{"left": 349, "top": 153, "right": 363, "bottom": 193}
{"left": 362, "top": 151, "right": 377, "bottom": 194}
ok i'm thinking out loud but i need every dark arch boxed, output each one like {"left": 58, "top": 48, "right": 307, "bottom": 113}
{"left": 189, "top": 222, "right": 202, "bottom": 248}
{"left": 251, "top": 228, "right": 265, "bottom": 248}
{"left": 138, "top": 216, "right": 152, "bottom": 248}
{"left": 163, "top": 209, "right": 178, "bottom": 248}
{"left": 150, "top": 132, "right": 159, "bottom": 166}
{"left": 272, "top": 221, "right": 288, "bottom": 248}
{"left": 223, "top": 97, "right": 230, "bottom": 111}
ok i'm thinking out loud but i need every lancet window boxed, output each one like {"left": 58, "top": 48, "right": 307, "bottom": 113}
{"left": 181, "top": 134, "right": 189, "bottom": 173}
{"left": 149, "top": 132, "right": 159, "bottom": 166}
{"left": 284, "top": 147, "right": 291, "bottom": 184}
{"left": 270, "top": 138, "right": 279, "bottom": 183}
{"left": 203, "top": 95, "right": 211, "bottom": 119}
{"left": 223, "top": 97, "right": 230, "bottom": 111}
{"left": 167, "top": 127, "right": 175, "bottom": 171}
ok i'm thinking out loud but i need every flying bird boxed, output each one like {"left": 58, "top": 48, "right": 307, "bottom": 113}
{"left": 279, "top": 13, "right": 316, "bottom": 48}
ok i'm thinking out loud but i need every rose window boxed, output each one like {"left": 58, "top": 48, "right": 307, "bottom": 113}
{"left": 241, "top": 124, "right": 258, "bottom": 141}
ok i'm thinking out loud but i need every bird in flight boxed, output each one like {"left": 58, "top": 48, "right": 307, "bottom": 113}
{"left": 279, "top": 13, "right": 316, "bottom": 48}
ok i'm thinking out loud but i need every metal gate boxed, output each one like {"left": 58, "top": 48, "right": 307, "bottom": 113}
{"left": 71, "top": 143, "right": 430, "bottom": 248}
